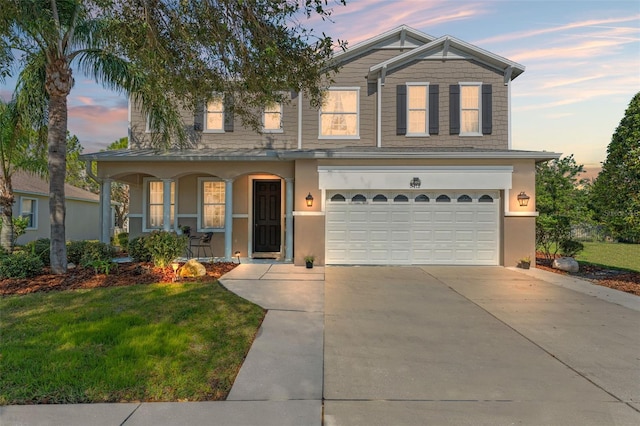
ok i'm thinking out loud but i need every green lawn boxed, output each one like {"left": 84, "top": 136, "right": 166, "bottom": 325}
{"left": 575, "top": 242, "right": 640, "bottom": 273}
{"left": 0, "top": 282, "right": 265, "bottom": 405}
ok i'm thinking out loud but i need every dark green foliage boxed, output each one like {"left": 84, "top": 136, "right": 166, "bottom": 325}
{"left": 536, "top": 155, "right": 591, "bottom": 260}
{"left": 144, "top": 231, "right": 187, "bottom": 268}
{"left": 129, "top": 236, "right": 152, "bottom": 263}
{"left": 560, "top": 240, "right": 584, "bottom": 258}
{"left": 67, "top": 240, "right": 115, "bottom": 265}
{"left": 116, "top": 232, "right": 129, "bottom": 251}
{"left": 591, "top": 92, "right": 640, "bottom": 242}
{"left": 0, "top": 251, "right": 44, "bottom": 278}
{"left": 24, "top": 238, "right": 50, "bottom": 266}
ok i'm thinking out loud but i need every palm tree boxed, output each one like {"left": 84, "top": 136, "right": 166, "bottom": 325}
{"left": 0, "top": 96, "right": 47, "bottom": 252}
{"left": 1, "top": 1, "right": 140, "bottom": 273}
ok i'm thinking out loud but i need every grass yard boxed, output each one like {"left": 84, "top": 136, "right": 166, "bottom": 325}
{"left": 0, "top": 282, "right": 265, "bottom": 405}
{"left": 575, "top": 242, "right": 640, "bottom": 273}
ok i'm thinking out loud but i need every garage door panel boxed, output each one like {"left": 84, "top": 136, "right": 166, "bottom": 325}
{"left": 326, "top": 191, "right": 499, "bottom": 265}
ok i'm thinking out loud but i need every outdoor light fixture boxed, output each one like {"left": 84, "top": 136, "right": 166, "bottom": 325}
{"left": 305, "top": 192, "right": 314, "bottom": 207}
{"left": 171, "top": 262, "right": 180, "bottom": 281}
{"left": 517, "top": 191, "right": 530, "bottom": 207}
{"left": 234, "top": 251, "right": 241, "bottom": 264}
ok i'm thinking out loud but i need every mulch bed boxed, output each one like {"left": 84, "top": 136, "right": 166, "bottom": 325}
{"left": 0, "top": 261, "right": 238, "bottom": 296}
{"left": 536, "top": 254, "right": 640, "bottom": 297}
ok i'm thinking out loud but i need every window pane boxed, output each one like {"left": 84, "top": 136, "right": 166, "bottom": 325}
{"left": 264, "top": 112, "right": 281, "bottom": 130}
{"left": 321, "top": 114, "right": 357, "bottom": 136}
{"left": 323, "top": 91, "right": 357, "bottom": 113}
{"left": 408, "top": 86, "right": 427, "bottom": 108}
{"left": 408, "top": 110, "right": 427, "bottom": 133}
{"left": 206, "top": 99, "right": 224, "bottom": 130}
{"left": 461, "top": 86, "right": 479, "bottom": 108}
{"left": 202, "top": 181, "right": 225, "bottom": 229}
{"left": 461, "top": 110, "right": 479, "bottom": 133}
{"left": 149, "top": 205, "right": 163, "bottom": 227}
{"left": 149, "top": 181, "right": 163, "bottom": 204}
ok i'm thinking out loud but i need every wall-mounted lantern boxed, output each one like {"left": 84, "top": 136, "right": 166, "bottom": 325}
{"left": 517, "top": 191, "right": 530, "bottom": 207}
{"left": 305, "top": 192, "right": 314, "bottom": 207}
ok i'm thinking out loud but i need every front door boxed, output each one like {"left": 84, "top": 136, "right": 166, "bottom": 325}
{"left": 253, "top": 180, "right": 282, "bottom": 253}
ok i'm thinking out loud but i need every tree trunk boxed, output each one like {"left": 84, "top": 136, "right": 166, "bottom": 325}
{"left": 0, "top": 176, "right": 14, "bottom": 253}
{"left": 46, "top": 58, "right": 72, "bottom": 274}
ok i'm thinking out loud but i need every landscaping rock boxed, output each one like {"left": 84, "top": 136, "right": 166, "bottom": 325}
{"left": 553, "top": 257, "right": 579, "bottom": 273}
{"left": 180, "top": 259, "right": 207, "bottom": 277}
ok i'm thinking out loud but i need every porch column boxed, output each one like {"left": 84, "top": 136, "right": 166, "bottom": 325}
{"left": 162, "top": 179, "right": 172, "bottom": 232}
{"left": 100, "top": 178, "right": 112, "bottom": 244}
{"left": 284, "top": 177, "right": 293, "bottom": 262}
{"left": 224, "top": 179, "right": 233, "bottom": 261}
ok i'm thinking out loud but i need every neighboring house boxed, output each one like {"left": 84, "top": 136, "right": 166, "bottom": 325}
{"left": 82, "top": 25, "right": 560, "bottom": 267}
{"left": 11, "top": 170, "right": 101, "bottom": 244}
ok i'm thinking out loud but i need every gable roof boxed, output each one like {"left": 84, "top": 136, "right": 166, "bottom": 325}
{"left": 12, "top": 170, "right": 99, "bottom": 203}
{"left": 330, "top": 25, "right": 436, "bottom": 66}
{"left": 368, "top": 34, "right": 525, "bottom": 83}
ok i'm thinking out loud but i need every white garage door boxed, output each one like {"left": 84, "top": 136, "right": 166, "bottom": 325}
{"left": 325, "top": 191, "right": 499, "bottom": 265}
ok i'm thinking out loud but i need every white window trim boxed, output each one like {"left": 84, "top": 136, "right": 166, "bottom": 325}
{"left": 262, "top": 102, "right": 284, "bottom": 133}
{"left": 197, "top": 177, "right": 226, "bottom": 232}
{"left": 406, "top": 82, "right": 430, "bottom": 137}
{"left": 142, "top": 177, "right": 177, "bottom": 232}
{"left": 459, "top": 82, "right": 483, "bottom": 137}
{"left": 203, "top": 96, "right": 226, "bottom": 134}
{"left": 19, "top": 197, "right": 37, "bottom": 230}
{"left": 318, "top": 87, "right": 360, "bottom": 140}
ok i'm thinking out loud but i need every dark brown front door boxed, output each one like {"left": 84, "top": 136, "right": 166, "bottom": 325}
{"left": 253, "top": 180, "right": 281, "bottom": 253}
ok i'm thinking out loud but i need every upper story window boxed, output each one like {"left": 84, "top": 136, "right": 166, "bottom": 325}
{"left": 320, "top": 88, "right": 359, "bottom": 139}
{"left": 407, "top": 84, "right": 429, "bottom": 136}
{"left": 205, "top": 97, "right": 225, "bottom": 132}
{"left": 145, "top": 179, "right": 175, "bottom": 230}
{"left": 199, "top": 179, "right": 226, "bottom": 229}
{"left": 20, "top": 197, "right": 37, "bottom": 229}
{"left": 450, "top": 83, "right": 491, "bottom": 136}
{"left": 263, "top": 102, "right": 283, "bottom": 132}
{"left": 460, "top": 83, "right": 481, "bottom": 135}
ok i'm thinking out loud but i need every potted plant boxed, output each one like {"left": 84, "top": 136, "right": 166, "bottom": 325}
{"left": 518, "top": 256, "right": 531, "bottom": 269}
{"left": 304, "top": 255, "right": 315, "bottom": 269}
{"left": 179, "top": 224, "right": 191, "bottom": 236}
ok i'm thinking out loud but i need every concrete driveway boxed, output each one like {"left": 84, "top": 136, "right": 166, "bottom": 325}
{"left": 324, "top": 266, "right": 640, "bottom": 426}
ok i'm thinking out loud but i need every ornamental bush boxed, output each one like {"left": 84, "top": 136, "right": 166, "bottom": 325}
{"left": 67, "top": 240, "right": 116, "bottom": 265}
{"left": 144, "top": 231, "right": 187, "bottom": 268}
{"left": 128, "top": 236, "right": 152, "bottom": 263}
{"left": 0, "top": 251, "right": 44, "bottom": 278}
{"left": 24, "top": 238, "right": 51, "bottom": 266}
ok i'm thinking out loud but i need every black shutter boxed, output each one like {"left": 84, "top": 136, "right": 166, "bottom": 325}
{"left": 429, "top": 84, "right": 439, "bottom": 135}
{"left": 193, "top": 101, "right": 204, "bottom": 131}
{"left": 482, "top": 84, "right": 492, "bottom": 134}
{"left": 224, "top": 96, "right": 234, "bottom": 132}
{"left": 396, "top": 84, "right": 407, "bottom": 135}
{"left": 449, "top": 85, "right": 460, "bottom": 134}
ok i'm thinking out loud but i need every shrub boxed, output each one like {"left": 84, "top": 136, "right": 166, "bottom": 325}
{"left": 67, "top": 240, "right": 116, "bottom": 265}
{"left": 560, "top": 240, "right": 584, "bottom": 258}
{"left": 129, "top": 236, "right": 152, "bottom": 263}
{"left": 144, "top": 231, "right": 187, "bottom": 268}
{"left": 116, "top": 232, "right": 129, "bottom": 251}
{"left": 0, "top": 251, "right": 44, "bottom": 278}
{"left": 24, "top": 238, "right": 51, "bottom": 266}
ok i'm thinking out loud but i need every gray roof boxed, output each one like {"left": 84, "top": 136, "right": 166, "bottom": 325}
{"left": 81, "top": 147, "right": 561, "bottom": 163}
{"left": 12, "top": 170, "right": 99, "bottom": 202}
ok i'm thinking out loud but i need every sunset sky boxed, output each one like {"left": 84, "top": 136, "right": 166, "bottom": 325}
{"left": 1, "top": 0, "right": 638, "bottom": 177}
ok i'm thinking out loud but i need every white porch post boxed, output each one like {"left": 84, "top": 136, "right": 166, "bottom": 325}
{"left": 100, "top": 178, "right": 112, "bottom": 243}
{"left": 162, "top": 179, "right": 172, "bottom": 232}
{"left": 224, "top": 179, "right": 233, "bottom": 261}
{"left": 284, "top": 177, "right": 294, "bottom": 262}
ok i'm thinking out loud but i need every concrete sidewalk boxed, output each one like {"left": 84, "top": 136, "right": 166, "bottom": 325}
{"left": 324, "top": 266, "right": 640, "bottom": 426}
{"left": 0, "top": 264, "right": 325, "bottom": 426}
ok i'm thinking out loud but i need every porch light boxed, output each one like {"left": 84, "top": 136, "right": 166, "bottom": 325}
{"left": 305, "top": 192, "right": 314, "bottom": 207}
{"left": 517, "top": 191, "right": 530, "bottom": 207}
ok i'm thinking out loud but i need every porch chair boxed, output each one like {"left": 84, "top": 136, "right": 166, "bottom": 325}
{"left": 190, "top": 232, "right": 214, "bottom": 259}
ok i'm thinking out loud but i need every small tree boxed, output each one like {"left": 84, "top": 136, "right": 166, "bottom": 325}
{"left": 591, "top": 92, "right": 640, "bottom": 242}
{"left": 536, "top": 155, "right": 587, "bottom": 261}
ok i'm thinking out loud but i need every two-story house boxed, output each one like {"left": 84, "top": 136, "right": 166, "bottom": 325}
{"left": 83, "top": 25, "right": 560, "bottom": 267}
